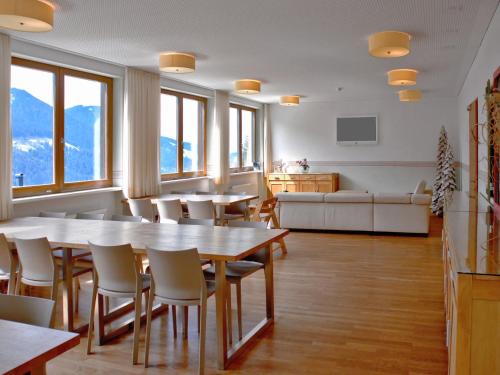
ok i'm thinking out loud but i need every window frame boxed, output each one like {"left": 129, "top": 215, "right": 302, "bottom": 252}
{"left": 11, "top": 57, "right": 113, "bottom": 198}
{"left": 229, "top": 103, "right": 256, "bottom": 172}
{"left": 160, "top": 89, "right": 207, "bottom": 181}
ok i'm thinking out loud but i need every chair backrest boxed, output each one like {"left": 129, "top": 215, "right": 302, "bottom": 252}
{"left": 88, "top": 242, "right": 139, "bottom": 294}
{"left": 0, "top": 233, "right": 13, "bottom": 276}
{"left": 146, "top": 247, "right": 206, "bottom": 301}
{"left": 223, "top": 191, "right": 247, "bottom": 214}
{"left": 228, "top": 221, "right": 268, "bottom": 229}
{"left": 187, "top": 200, "right": 215, "bottom": 220}
{"left": 170, "top": 190, "right": 193, "bottom": 194}
{"left": 178, "top": 218, "right": 215, "bottom": 226}
{"left": 14, "top": 237, "right": 55, "bottom": 282}
{"left": 195, "top": 191, "right": 213, "bottom": 195}
{"left": 39, "top": 211, "right": 66, "bottom": 218}
{"left": 0, "top": 294, "right": 55, "bottom": 328}
{"left": 110, "top": 214, "right": 143, "bottom": 222}
{"left": 76, "top": 212, "right": 105, "bottom": 220}
{"left": 128, "top": 199, "right": 155, "bottom": 222}
{"left": 252, "top": 197, "right": 278, "bottom": 222}
{"left": 157, "top": 199, "right": 183, "bottom": 224}
{"left": 413, "top": 180, "right": 427, "bottom": 194}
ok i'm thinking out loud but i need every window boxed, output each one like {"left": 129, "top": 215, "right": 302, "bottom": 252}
{"left": 160, "top": 89, "right": 206, "bottom": 179}
{"left": 229, "top": 104, "right": 256, "bottom": 170}
{"left": 11, "top": 58, "right": 113, "bottom": 197}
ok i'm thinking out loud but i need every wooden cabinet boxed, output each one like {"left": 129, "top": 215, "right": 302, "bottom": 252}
{"left": 267, "top": 173, "right": 339, "bottom": 195}
{"left": 443, "top": 209, "right": 500, "bottom": 375}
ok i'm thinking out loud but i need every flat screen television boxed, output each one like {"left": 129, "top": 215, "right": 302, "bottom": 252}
{"left": 336, "top": 115, "right": 378, "bottom": 145}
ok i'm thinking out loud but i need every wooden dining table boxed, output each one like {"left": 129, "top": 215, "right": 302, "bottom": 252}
{"left": 0, "top": 319, "right": 80, "bottom": 374}
{"left": 0, "top": 216, "right": 288, "bottom": 370}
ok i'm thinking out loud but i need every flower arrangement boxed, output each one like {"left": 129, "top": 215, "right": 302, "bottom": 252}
{"left": 297, "top": 158, "right": 309, "bottom": 172}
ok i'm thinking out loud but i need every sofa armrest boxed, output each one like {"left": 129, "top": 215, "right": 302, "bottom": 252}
{"left": 411, "top": 194, "right": 431, "bottom": 205}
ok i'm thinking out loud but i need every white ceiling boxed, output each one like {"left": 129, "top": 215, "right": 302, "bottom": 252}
{"left": 5, "top": 0, "right": 500, "bottom": 103}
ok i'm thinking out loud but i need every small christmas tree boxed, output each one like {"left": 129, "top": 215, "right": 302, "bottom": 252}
{"left": 432, "top": 126, "right": 456, "bottom": 216}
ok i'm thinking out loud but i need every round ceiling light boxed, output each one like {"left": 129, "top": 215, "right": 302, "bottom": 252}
{"left": 0, "top": 0, "right": 54, "bottom": 32}
{"left": 399, "top": 89, "right": 422, "bottom": 102}
{"left": 368, "top": 31, "right": 411, "bottom": 58}
{"left": 159, "top": 52, "right": 195, "bottom": 73}
{"left": 234, "top": 79, "right": 261, "bottom": 94}
{"left": 280, "top": 95, "right": 300, "bottom": 106}
{"left": 388, "top": 69, "right": 418, "bottom": 86}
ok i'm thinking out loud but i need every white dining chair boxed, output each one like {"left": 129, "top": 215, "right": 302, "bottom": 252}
{"left": 75, "top": 212, "right": 105, "bottom": 220}
{"left": 14, "top": 237, "right": 92, "bottom": 326}
{"left": 178, "top": 217, "right": 215, "bottom": 226}
{"left": 128, "top": 198, "right": 156, "bottom": 222}
{"left": 204, "top": 220, "right": 267, "bottom": 343}
{"left": 39, "top": 211, "right": 66, "bottom": 218}
{"left": 87, "top": 242, "right": 150, "bottom": 364}
{"left": 187, "top": 200, "right": 216, "bottom": 220}
{"left": 0, "top": 233, "right": 17, "bottom": 295}
{"left": 157, "top": 199, "right": 183, "bottom": 224}
{"left": 111, "top": 214, "right": 143, "bottom": 222}
{"left": 0, "top": 294, "right": 55, "bottom": 328}
{"left": 144, "top": 247, "right": 215, "bottom": 375}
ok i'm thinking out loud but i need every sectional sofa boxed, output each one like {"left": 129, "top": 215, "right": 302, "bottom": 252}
{"left": 275, "top": 191, "right": 431, "bottom": 234}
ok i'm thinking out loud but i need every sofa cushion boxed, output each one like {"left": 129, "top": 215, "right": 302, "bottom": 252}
{"left": 324, "top": 192, "right": 373, "bottom": 203}
{"left": 413, "top": 180, "right": 426, "bottom": 194}
{"left": 411, "top": 193, "right": 431, "bottom": 205}
{"left": 275, "top": 192, "right": 325, "bottom": 202}
{"left": 373, "top": 193, "right": 411, "bottom": 204}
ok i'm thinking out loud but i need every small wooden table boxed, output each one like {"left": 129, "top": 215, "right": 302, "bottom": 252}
{"left": 0, "top": 217, "right": 288, "bottom": 370}
{"left": 0, "top": 319, "right": 80, "bottom": 375}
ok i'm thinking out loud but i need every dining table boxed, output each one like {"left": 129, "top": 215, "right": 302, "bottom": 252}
{"left": 0, "top": 216, "right": 288, "bottom": 370}
{"left": 0, "top": 319, "right": 80, "bottom": 374}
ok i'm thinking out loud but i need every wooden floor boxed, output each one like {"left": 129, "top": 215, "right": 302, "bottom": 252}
{"left": 47, "top": 217, "right": 447, "bottom": 374}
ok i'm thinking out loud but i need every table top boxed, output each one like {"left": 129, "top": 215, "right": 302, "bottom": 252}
{"left": 126, "top": 194, "right": 258, "bottom": 206}
{"left": 0, "top": 217, "right": 288, "bottom": 261}
{"left": 0, "top": 319, "right": 80, "bottom": 374}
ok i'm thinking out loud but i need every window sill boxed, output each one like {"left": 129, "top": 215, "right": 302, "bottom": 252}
{"left": 13, "top": 186, "right": 123, "bottom": 205}
{"left": 161, "top": 176, "right": 212, "bottom": 185}
{"left": 230, "top": 170, "right": 262, "bottom": 176}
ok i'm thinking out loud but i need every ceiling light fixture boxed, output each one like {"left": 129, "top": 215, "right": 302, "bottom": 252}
{"left": 387, "top": 69, "right": 418, "bottom": 86}
{"left": 0, "top": 0, "right": 54, "bottom": 32}
{"left": 280, "top": 95, "right": 300, "bottom": 106}
{"left": 399, "top": 89, "right": 422, "bottom": 102}
{"left": 234, "top": 79, "right": 261, "bottom": 94}
{"left": 159, "top": 52, "right": 195, "bottom": 73}
{"left": 368, "top": 31, "right": 411, "bottom": 58}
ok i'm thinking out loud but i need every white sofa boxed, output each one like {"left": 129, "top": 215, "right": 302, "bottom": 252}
{"left": 276, "top": 191, "right": 431, "bottom": 234}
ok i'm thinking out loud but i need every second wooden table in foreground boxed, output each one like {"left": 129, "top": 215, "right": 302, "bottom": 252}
{"left": 0, "top": 217, "right": 288, "bottom": 370}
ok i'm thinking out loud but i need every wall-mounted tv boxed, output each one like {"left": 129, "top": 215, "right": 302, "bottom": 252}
{"left": 336, "top": 115, "right": 378, "bottom": 145}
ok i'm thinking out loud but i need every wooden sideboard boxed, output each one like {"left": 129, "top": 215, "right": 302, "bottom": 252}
{"left": 443, "top": 193, "right": 500, "bottom": 375}
{"left": 267, "top": 172, "right": 339, "bottom": 195}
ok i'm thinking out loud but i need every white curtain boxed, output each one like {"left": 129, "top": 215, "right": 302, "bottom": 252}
{"left": 263, "top": 104, "right": 273, "bottom": 176}
{"left": 123, "top": 68, "right": 161, "bottom": 198}
{"left": 210, "top": 90, "right": 230, "bottom": 191}
{"left": 0, "top": 34, "right": 12, "bottom": 220}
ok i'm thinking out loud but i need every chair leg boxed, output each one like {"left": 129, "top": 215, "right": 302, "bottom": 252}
{"left": 132, "top": 292, "right": 142, "bottom": 364}
{"left": 236, "top": 282, "right": 243, "bottom": 340}
{"left": 183, "top": 306, "right": 189, "bottom": 339}
{"left": 50, "top": 278, "right": 58, "bottom": 328}
{"left": 226, "top": 282, "right": 233, "bottom": 345}
{"left": 144, "top": 289, "right": 154, "bottom": 368}
{"left": 279, "top": 238, "right": 288, "bottom": 255}
{"left": 14, "top": 277, "right": 21, "bottom": 296}
{"left": 132, "top": 289, "right": 142, "bottom": 365}
{"left": 104, "top": 296, "right": 110, "bottom": 314}
{"left": 87, "top": 282, "right": 98, "bottom": 355}
{"left": 198, "top": 298, "right": 207, "bottom": 375}
{"left": 74, "top": 278, "right": 79, "bottom": 313}
{"left": 172, "top": 305, "right": 177, "bottom": 338}
{"left": 197, "top": 305, "right": 201, "bottom": 333}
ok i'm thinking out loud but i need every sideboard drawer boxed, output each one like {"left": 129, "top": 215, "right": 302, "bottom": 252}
{"left": 269, "top": 174, "right": 283, "bottom": 181}
{"left": 300, "top": 175, "right": 316, "bottom": 181}
{"left": 316, "top": 175, "right": 333, "bottom": 181}
{"left": 284, "top": 174, "right": 300, "bottom": 181}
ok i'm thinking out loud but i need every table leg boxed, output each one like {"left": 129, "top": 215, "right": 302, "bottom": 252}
{"left": 264, "top": 244, "right": 274, "bottom": 319}
{"left": 62, "top": 248, "right": 74, "bottom": 331}
{"left": 216, "top": 205, "right": 226, "bottom": 226}
{"left": 215, "top": 260, "right": 228, "bottom": 369}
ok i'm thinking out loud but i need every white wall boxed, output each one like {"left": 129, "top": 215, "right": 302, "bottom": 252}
{"left": 458, "top": 4, "right": 500, "bottom": 196}
{"left": 270, "top": 97, "right": 458, "bottom": 192}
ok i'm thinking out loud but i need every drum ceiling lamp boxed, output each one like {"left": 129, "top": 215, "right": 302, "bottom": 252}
{"left": 234, "top": 79, "right": 261, "bottom": 94}
{"left": 368, "top": 31, "right": 411, "bottom": 58}
{"left": 159, "top": 52, "right": 195, "bottom": 73}
{"left": 388, "top": 69, "right": 418, "bottom": 86}
{"left": 280, "top": 95, "right": 300, "bottom": 106}
{"left": 399, "top": 89, "right": 422, "bottom": 102}
{"left": 0, "top": 0, "right": 54, "bottom": 32}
